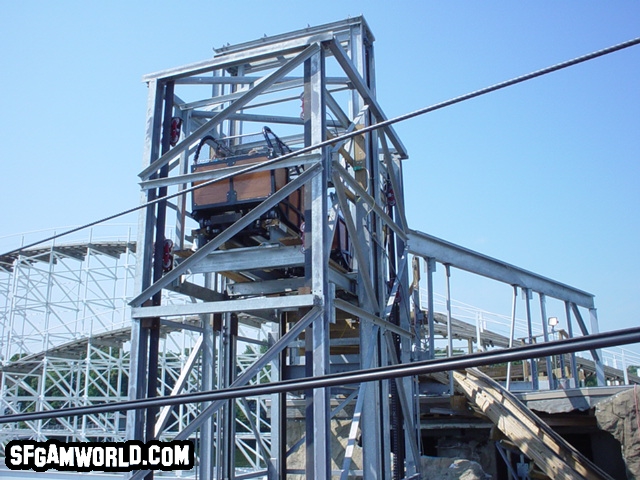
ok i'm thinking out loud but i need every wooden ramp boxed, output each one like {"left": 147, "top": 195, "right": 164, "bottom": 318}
{"left": 453, "top": 368, "right": 614, "bottom": 480}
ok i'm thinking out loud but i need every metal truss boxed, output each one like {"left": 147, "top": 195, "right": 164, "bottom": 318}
{"left": 407, "top": 230, "right": 607, "bottom": 391}
{"left": 0, "top": 16, "right": 623, "bottom": 480}
{"left": 0, "top": 238, "right": 136, "bottom": 445}
{"left": 129, "top": 16, "right": 419, "bottom": 480}
{"left": 0, "top": 232, "right": 617, "bottom": 478}
{"left": 125, "top": 16, "right": 618, "bottom": 480}
{"left": 0, "top": 235, "right": 220, "bottom": 451}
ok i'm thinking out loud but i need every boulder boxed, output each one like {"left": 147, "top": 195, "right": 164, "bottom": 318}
{"left": 595, "top": 386, "right": 640, "bottom": 479}
{"left": 420, "top": 456, "right": 489, "bottom": 480}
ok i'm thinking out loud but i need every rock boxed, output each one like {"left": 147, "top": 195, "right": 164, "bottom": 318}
{"left": 594, "top": 386, "right": 640, "bottom": 479}
{"left": 420, "top": 456, "right": 489, "bottom": 480}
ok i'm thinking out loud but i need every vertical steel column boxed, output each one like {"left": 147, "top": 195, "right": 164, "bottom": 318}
{"left": 303, "top": 45, "right": 331, "bottom": 480}
{"left": 81, "top": 334, "right": 93, "bottom": 440}
{"left": 220, "top": 312, "right": 237, "bottom": 480}
{"left": 506, "top": 286, "right": 518, "bottom": 391}
{"left": 35, "top": 243, "right": 56, "bottom": 439}
{"left": 523, "top": 288, "right": 538, "bottom": 390}
{"left": 539, "top": 294, "right": 555, "bottom": 389}
{"left": 229, "top": 65, "right": 245, "bottom": 144}
{"left": 146, "top": 81, "right": 174, "bottom": 451}
{"left": 589, "top": 308, "right": 606, "bottom": 386}
{"left": 350, "top": 21, "right": 385, "bottom": 479}
{"left": 564, "top": 301, "right": 579, "bottom": 386}
{"left": 445, "top": 264, "right": 454, "bottom": 393}
{"left": 199, "top": 274, "right": 214, "bottom": 480}
{"left": 174, "top": 112, "right": 189, "bottom": 251}
{"left": 129, "top": 78, "right": 174, "bottom": 480}
{"left": 384, "top": 144, "right": 404, "bottom": 478}
{"left": 571, "top": 304, "right": 606, "bottom": 386}
{"left": 214, "top": 313, "right": 225, "bottom": 480}
{"left": 388, "top": 237, "right": 404, "bottom": 480}
{"left": 269, "top": 315, "right": 285, "bottom": 479}
{"left": 426, "top": 258, "right": 436, "bottom": 358}
{"left": 128, "top": 78, "right": 164, "bottom": 443}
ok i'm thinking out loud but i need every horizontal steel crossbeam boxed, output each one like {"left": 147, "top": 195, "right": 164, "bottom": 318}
{"left": 406, "top": 229, "right": 595, "bottom": 309}
{"left": 132, "top": 294, "right": 316, "bottom": 319}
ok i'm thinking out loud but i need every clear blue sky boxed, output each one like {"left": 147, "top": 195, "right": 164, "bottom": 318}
{"left": 1, "top": 2, "right": 638, "bottom": 349}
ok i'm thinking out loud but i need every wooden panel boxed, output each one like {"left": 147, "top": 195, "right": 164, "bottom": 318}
{"left": 192, "top": 161, "right": 231, "bottom": 206}
{"left": 192, "top": 155, "right": 274, "bottom": 208}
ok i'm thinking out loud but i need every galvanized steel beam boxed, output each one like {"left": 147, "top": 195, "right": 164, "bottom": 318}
{"left": 407, "top": 229, "right": 595, "bottom": 309}
{"left": 139, "top": 43, "right": 321, "bottom": 181}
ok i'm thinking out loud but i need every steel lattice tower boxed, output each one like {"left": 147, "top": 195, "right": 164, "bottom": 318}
{"left": 129, "top": 17, "right": 421, "bottom": 479}
{"left": 0, "top": 16, "right": 618, "bottom": 480}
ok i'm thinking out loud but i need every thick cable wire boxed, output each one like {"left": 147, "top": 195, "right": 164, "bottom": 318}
{"left": 2, "top": 36, "right": 639, "bottom": 258}
{"left": 0, "top": 325, "right": 639, "bottom": 424}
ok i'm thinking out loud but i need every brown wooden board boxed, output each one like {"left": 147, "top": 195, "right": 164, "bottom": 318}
{"left": 192, "top": 155, "right": 281, "bottom": 209}
{"left": 454, "top": 368, "right": 614, "bottom": 480}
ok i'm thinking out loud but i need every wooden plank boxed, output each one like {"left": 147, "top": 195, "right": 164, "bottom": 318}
{"left": 453, "top": 368, "right": 614, "bottom": 480}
